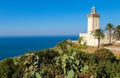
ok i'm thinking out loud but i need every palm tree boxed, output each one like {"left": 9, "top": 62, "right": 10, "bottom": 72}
{"left": 114, "top": 25, "right": 120, "bottom": 40}
{"left": 106, "top": 23, "right": 114, "bottom": 44}
{"left": 93, "top": 29, "right": 105, "bottom": 48}
{"left": 78, "top": 37, "right": 84, "bottom": 44}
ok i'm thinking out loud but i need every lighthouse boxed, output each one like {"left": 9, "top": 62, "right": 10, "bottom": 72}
{"left": 87, "top": 7, "right": 100, "bottom": 33}
{"left": 79, "top": 6, "right": 100, "bottom": 46}
{"left": 79, "top": 6, "right": 113, "bottom": 46}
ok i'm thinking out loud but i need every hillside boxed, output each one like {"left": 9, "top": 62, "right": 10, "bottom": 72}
{"left": 0, "top": 40, "right": 120, "bottom": 78}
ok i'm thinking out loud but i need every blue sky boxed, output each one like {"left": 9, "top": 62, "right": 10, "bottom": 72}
{"left": 0, "top": 0, "right": 120, "bottom": 36}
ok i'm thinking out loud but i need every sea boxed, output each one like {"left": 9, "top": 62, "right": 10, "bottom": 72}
{"left": 0, "top": 36, "right": 78, "bottom": 60}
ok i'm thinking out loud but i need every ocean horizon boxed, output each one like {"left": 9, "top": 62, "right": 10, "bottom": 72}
{"left": 0, "top": 35, "right": 78, "bottom": 60}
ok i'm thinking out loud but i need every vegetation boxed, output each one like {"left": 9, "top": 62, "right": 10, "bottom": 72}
{"left": 78, "top": 37, "right": 84, "bottom": 44}
{"left": 105, "top": 23, "right": 120, "bottom": 41}
{"left": 114, "top": 25, "right": 120, "bottom": 40}
{"left": 93, "top": 29, "right": 105, "bottom": 48}
{"left": 0, "top": 40, "right": 120, "bottom": 78}
{"left": 106, "top": 23, "right": 114, "bottom": 44}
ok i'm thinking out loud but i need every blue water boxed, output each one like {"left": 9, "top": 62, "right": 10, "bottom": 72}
{"left": 0, "top": 36, "right": 78, "bottom": 60}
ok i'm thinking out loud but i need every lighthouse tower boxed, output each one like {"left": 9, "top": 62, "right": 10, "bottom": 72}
{"left": 79, "top": 7, "right": 100, "bottom": 46}
{"left": 87, "top": 6, "right": 100, "bottom": 33}
{"left": 79, "top": 6, "right": 113, "bottom": 46}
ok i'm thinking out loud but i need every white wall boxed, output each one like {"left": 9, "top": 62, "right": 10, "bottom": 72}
{"left": 88, "top": 17, "right": 93, "bottom": 33}
{"left": 93, "top": 17, "right": 100, "bottom": 30}
{"left": 88, "top": 16, "right": 100, "bottom": 34}
{"left": 80, "top": 33, "right": 98, "bottom": 46}
{"left": 80, "top": 33, "right": 116, "bottom": 46}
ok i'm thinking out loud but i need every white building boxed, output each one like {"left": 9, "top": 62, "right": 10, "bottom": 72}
{"left": 80, "top": 7, "right": 115, "bottom": 46}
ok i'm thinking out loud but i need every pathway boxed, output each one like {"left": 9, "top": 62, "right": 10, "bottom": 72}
{"left": 104, "top": 47, "right": 120, "bottom": 51}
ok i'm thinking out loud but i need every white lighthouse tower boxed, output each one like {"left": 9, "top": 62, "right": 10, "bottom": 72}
{"left": 88, "top": 6, "right": 100, "bottom": 33}
{"left": 79, "top": 6, "right": 100, "bottom": 46}
{"left": 79, "top": 7, "right": 115, "bottom": 46}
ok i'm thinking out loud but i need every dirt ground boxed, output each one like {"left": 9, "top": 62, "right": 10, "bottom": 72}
{"left": 104, "top": 45, "right": 120, "bottom": 57}
{"left": 80, "top": 45, "right": 120, "bottom": 58}
{"left": 80, "top": 46, "right": 98, "bottom": 53}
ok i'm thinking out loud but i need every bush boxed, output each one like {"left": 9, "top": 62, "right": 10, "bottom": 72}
{"left": 0, "top": 42, "right": 120, "bottom": 78}
{"left": 35, "top": 49, "right": 59, "bottom": 64}
{"left": 56, "top": 40, "right": 72, "bottom": 52}
{"left": 0, "top": 58, "right": 16, "bottom": 78}
{"left": 94, "top": 49, "right": 115, "bottom": 61}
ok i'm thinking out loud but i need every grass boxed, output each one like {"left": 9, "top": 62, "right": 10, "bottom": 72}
{"left": 75, "top": 43, "right": 120, "bottom": 58}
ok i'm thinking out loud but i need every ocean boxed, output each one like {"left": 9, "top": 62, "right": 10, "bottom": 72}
{"left": 0, "top": 36, "right": 78, "bottom": 60}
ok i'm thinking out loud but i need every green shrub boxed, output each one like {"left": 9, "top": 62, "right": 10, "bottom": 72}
{"left": 94, "top": 48, "right": 115, "bottom": 61}
{"left": 0, "top": 58, "right": 16, "bottom": 78}
{"left": 56, "top": 40, "right": 72, "bottom": 52}
{"left": 0, "top": 42, "right": 120, "bottom": 78}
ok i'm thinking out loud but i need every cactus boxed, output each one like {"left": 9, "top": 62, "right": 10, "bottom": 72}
{"left": 54, "top": 50, "right": 82, "bottom": 76}
{"left": 22, "top": 53, "right": 42, "bottom": 78}
{"left": 75, "top": 60, "right": 79, "bottom": 66}
{"left": 13, "top": 58, "right": 18, "bottom": 66}
{"left": 67, "top": 70, "right": 74, "bottom": 78}
{"left": 80, "top": 65, "right": 89, "bottom": 75}
{"left": 35, "top": 72, "right": 41, "bottom": 78}
{"left": 80, "top": 65, "right": 89, "bottom": 72}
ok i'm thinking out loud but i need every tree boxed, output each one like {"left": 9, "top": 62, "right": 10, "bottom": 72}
{"left": 93, "top": 29, "right": 105, "bottom": 48}
{"left": 106, "top": 23, "right": 114, "bottom": 44}
{"left": 78, "top": 37, "right": 84, "bottom": 44}
{"left": 114, "top": 25, "right": 120, "bottom": 40}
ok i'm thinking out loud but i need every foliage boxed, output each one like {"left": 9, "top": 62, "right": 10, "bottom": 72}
{"left": 94, "top": 48, "right": 115, "bottom": 61}
{"left": 56, "top": 40, "right": 73, "bottom": 52}
{"left": 35, "top": 72, "right": 41, "bottom": 78}
{"left": 78, "top": 36, "right": 84, "bottom": 44}
{"left": 0, "top": 58, "right": 23, "bottom": 78}
{"left": 67, "top": 70, "right": 74, "bottom": 78}
{"left": 114, "top": 25, "right": 120, "bottom": 40}
{"left": 0, "top": 41, "right": 120, "bottom": 78}
{"left": 106, "top": 23, "right": 114, "bottom": 44}
{"left": 93, "top": 29, "right": 105, "bottom": 48}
